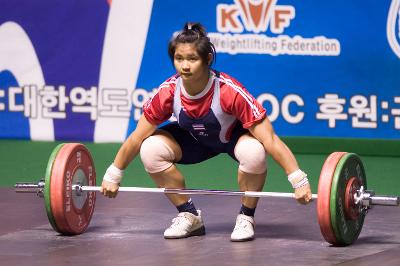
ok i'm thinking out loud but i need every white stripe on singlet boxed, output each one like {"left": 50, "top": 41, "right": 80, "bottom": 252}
{"left": 159, "top": 77, "right": 177, "bottom": 89}
{"left": 219, "top": 75, "right": 262, "bottom": 118}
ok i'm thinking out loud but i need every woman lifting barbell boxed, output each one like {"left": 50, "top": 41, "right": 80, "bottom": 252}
{"left": 100, "top": 22, "right": 313, "bottom": 241}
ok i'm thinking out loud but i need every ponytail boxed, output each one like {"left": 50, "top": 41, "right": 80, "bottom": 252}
{"left": 168, "top": 22, "right": 216, "bottom": 66}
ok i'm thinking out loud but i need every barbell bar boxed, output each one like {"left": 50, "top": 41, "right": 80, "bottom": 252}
{"left": 14, "top": 143, "right": 400, "bottom": 246}
{"left": 15, "top": 182, "right": 400, "bottom": 206}
{"left": 15, "top": 181, "right": 319, "bottom": 198}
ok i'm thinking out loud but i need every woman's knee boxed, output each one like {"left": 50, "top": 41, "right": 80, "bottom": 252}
{"left": 234, "top": 136, "right": 267, "bottom": 174}
{"left": 140, "top": 135, "right": 176, "bottom": 174}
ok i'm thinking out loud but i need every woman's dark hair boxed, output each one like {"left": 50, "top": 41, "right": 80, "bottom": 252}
{"left": 168, "top": 22, "right": 216, "bottom": 66}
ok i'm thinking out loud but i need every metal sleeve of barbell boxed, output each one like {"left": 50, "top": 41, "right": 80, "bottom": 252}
{"left": 79, "top": 186, "right": 318, "bottom": 199}
{"left": 370, "top": 196, "right": 400, "bottom": 206}
{"left": 15, "top": 182, "right": 44, "bottom": 193}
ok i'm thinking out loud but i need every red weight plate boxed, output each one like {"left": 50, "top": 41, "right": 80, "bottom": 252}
{"left": 50, "top": 143, "right": 96, "bottom": 235}
{"left": 317, "top": 152, "right": 347, "bottom": 245}
{"left": 330, "top": 154, "right": 367, "bottom": 245}
{"left": 344, "top": 176, "right": 361, "bottom": 221}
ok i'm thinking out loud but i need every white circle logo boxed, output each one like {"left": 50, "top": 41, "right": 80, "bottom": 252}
{"left": 387, "top": 0, "right": 400, "bottom": 58}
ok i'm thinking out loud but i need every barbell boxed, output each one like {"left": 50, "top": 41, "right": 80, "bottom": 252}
{"left": 14, "top": 143, "right": 399, "bottom": 246}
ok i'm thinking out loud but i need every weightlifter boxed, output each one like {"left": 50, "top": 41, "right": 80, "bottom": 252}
{"left": 100, "top": 22, "right": 313, "bottom": 242}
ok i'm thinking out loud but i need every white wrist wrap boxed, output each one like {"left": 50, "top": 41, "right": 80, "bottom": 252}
{"left": 103, "top": 163, "right": 124, "bottom": 184}
{"left": 288, "top": 169, "right": 309, "bottom": 189}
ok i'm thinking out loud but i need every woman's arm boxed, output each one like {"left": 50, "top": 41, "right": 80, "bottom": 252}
{"left": 248, "top": 116, "right": 298, "bottom": 174}
{"left": 248, "top": 116, "right": 312, "bottom": 204}
{"left": 101, "top": 115, "right": 157, "bottom": 197}
{"left": 113, "top": 115, "right": 158, "bottom": 169}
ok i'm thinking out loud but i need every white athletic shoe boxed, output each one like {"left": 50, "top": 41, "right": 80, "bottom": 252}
{"left": 164, "top": 210, "right": 205, "bottom": 239}
{"left": 230, "top": 214, "right": 255, "bottom": 242}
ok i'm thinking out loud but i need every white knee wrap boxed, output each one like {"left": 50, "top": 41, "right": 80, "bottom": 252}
{"left": 234, "top": 137, "right": 267, "bottom": 174}
{"left": 140, "top": 135, "right": 175, "bottom": 174}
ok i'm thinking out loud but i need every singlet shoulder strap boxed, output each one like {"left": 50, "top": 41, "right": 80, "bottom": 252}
{"left": 172, "top": 78, "right": 182, "bottom": 122}
{"left": 210, "top": 75, "right": 237, "bottom": 143}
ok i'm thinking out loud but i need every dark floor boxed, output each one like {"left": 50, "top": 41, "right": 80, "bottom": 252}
{"left": 1, "top": 188, "right": 400, "bottom": 266}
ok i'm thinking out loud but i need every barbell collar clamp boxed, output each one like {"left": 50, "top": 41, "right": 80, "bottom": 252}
{"left": 354, "top": 186, "right": 400, "bottom": 208}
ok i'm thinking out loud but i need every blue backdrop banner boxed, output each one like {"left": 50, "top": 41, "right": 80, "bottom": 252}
{"left": 0, "top": 0, "right": 399, "bottom": 141}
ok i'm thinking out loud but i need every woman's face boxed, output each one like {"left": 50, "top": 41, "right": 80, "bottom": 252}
{"left": 173, "top": 43, "right": 209, "bottom": 83}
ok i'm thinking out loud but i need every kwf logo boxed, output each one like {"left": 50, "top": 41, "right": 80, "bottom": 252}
{"left": 217, "top": 0, "right": 295, "bottom": 34}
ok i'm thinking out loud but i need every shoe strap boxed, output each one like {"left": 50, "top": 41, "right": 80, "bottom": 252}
{"left": 171, "top": 212, "right": 194, "bottom": 225}
{"left": 237, "top": 215, "right": 255, "bottom": 227}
